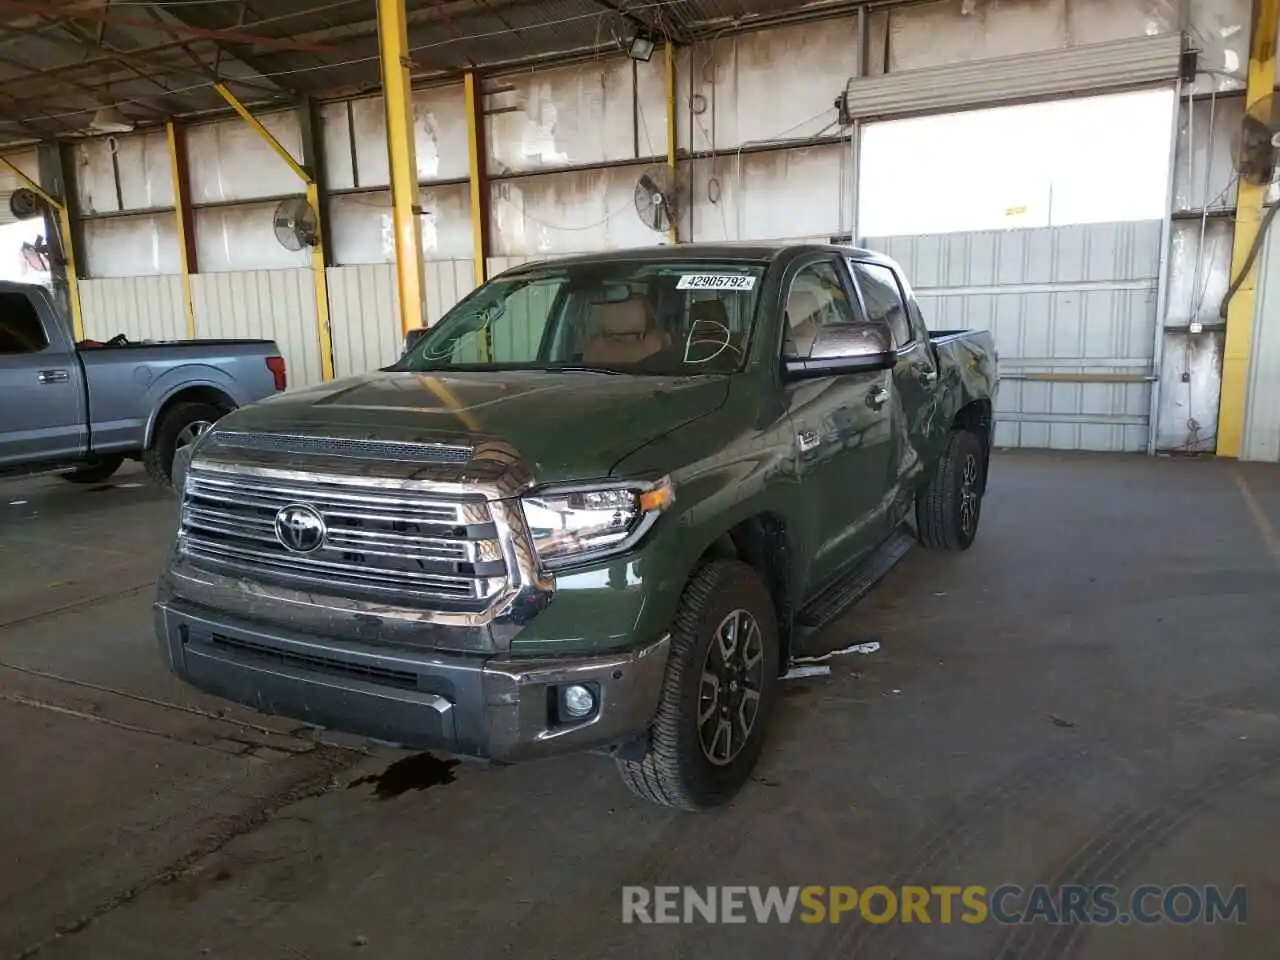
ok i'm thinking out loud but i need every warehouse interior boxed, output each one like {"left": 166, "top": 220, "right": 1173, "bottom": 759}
{"left": 3, "top": 0, "right": 1280, "bottom": 957}
{"left": 0, "top": 0, "right": 1276, "bottom": 457}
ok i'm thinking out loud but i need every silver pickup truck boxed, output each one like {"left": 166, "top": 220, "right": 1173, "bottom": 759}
{"left": 0, "top": 281, "right": 286, "bottom": 486}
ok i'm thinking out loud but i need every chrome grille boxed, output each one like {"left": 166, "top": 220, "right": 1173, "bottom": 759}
{"left": 180, "top": 469, "right": 508, "bottom": 605}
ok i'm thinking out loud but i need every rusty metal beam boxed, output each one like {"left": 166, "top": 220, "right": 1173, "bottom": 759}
{"left": 140, "top": 1, "right": 293, "bottom": 94}
{"left": 288, "top": 0, "right": 518, "bottom": 46}
{"left": 9, "top": 0, "right": 345, "bottom": 54}
{"left": 38, "top": 15, "right": 194, "bottom": 105}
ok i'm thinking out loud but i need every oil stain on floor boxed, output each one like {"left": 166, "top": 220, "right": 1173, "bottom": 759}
{"left": 348, "top": 753, "right": 460, "bottom": 800}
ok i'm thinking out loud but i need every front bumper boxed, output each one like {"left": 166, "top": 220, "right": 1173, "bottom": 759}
{"left": 154, "top": 599, "right": 670, "bottom": 761}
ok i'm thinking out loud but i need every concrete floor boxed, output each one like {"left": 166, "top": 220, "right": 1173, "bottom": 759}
{"left": 1, "top": 451, "right": 1279, "bottom": 960}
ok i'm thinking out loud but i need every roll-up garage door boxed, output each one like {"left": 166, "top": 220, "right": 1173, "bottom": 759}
{"left": 841, "top": 33, "right": 1185, "bottom": 121}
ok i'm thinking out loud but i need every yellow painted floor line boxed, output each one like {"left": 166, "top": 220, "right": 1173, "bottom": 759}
{"left": 1234, "top": 471, "right": 1280, "bottom": 568}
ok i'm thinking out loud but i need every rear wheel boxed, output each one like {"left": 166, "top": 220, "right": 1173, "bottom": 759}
{"left": 144, "top": 402, "right": 223, "bottom": 489}
{"left": 616, "top": 559, "right": 780, "bottom": 811}
{"left": 916, "top": 428, "right": 985, "bottom": 550}
{"left": 61, "top": 455, "right": 124, "bottom": 484}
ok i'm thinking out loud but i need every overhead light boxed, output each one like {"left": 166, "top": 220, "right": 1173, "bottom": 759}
{"left": 88, "top": 106, "right": 134, "bottom": 134}
{"left": 626, "top": 33, "right": 656, "bottom": 62}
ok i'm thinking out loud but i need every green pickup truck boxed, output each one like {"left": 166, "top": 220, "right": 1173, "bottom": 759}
{"left": 155, "top": 243, "right": 997, "bottom": 810}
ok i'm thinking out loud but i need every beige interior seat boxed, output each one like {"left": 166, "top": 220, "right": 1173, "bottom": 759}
{"left": 582, "top": 298, "right": 670, "bottom": 365}
{"left": 689, "top": 299, "right": 730, "bottom": 329}
{"left": 784, "top": 288, "right": 823, "bottom": 358}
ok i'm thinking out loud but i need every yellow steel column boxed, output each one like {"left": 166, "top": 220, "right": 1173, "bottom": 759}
{"left": 165, "top": 121, "right": 198, "bottom": 339}
{"left": 1218, "top": 0, "right": 1280, "bottom": 457}
{"left": 465, "top": 70, "right": 489, "bottom": 288}
{"left": 464, "top": 70, "right": 493, "bottom": 360}
{"left": 214, "top": 83, "right": 336, "bottom": 381}
{"left": 378, "top": 0, "right": 426, "bottom": 334}
{"left": 664, "top": 41, "right": 678, "bottom": 245}
{"left": 0, "top": 156, "right": 84, "bottom": 341}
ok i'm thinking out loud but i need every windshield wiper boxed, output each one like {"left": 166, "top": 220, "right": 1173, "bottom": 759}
{"left": 542, "top": 365, "right": 625, "bottom": 375}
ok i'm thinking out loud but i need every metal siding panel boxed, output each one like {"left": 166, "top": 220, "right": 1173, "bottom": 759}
{"left": 867, "top": 221, "right": 1161, "bottom": 451}
{"left": 326, "top": 260, "right": 473, "bottom": 379}
{"left": 1243, "top": 225, "right": 1280, "bottom": 461}
{"left": 845, "top": 33, "right": 1183, "bottom": 120}
{"left": 1173, "top": 95, "right": 1241, "bottom": 215}
{"left": 1165, "top": 218, "right": 1233, "bottom": 329}
{"left": 79, "top": 276, "right": 186, "bottom": 342}
{"left": 191, "top": 269, "right": 322, "bottom": 389}
{"left": 1156, "top": 330, "right": 1222, "bottom": 452}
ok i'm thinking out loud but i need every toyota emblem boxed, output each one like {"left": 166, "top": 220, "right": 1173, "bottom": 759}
{"left": 274, "top": 503, "right": 326, "bottom": 554}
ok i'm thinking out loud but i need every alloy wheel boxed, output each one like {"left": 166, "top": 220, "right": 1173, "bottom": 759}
{"left": 698, "top": 608, "right": 766, "bottom": 766}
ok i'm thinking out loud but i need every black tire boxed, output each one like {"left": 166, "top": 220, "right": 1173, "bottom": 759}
{"left": 917, "top": 428, "right": 985, "bottom": 550}
{"left": 144, "top": 401, "right": 223, "bottom": 488}
{"left": 62, "top": 455, "right": 124, "bottom": 484}
{"left": 616, "top": 559, "right": 780, "bottom": 811}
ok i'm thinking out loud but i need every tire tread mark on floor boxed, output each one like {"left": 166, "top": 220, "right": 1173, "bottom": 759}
{"left": 996, "top": 744, "right": 1280, "bottom": 960}
{"left": 0, "top": 660, "right": 369, "bottom": 755}
{"left": 826, "top": 673, "right": 1280, "bottom": 960}
{"left": 810, "top": 740, "right": 1092, "bottom": 960}
{"left": 479, "top": 796, "right": 749, "bottom": 960}
{"left": 989, "top": 677, "right": 1280, "bottom": 959}
{"left": 11, "top": 747, "right": 359, "bottom": 960}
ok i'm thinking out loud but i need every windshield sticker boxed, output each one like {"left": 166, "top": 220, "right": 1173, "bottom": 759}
{"left": 676, "top": 274, "right": 756, "bottom": 291}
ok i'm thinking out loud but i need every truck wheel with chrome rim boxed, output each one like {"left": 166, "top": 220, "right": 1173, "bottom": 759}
{"left": 145, "top": 401, "right": 223, "bottom": 490}
{"left": 616, "top": 559, "right": 780, "bottom": 811}
{"left": 916, "top": 428, "right": 985, "bottom": 551}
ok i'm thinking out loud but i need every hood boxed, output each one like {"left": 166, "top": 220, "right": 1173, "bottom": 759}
{"left": 214, "top": 369, "right": 730, "bottom": 485}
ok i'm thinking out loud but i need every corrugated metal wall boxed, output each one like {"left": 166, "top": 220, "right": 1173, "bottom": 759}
{"left": 867, "top": 220, "right": 1163, "bottom": 452}
{"left": 1243, "top": 224, "right": 1280, "bottom": 462}
{"left": 326, "top": 259, "right": 477, "bottom": 378}
{"left": 77, "top": 259, "right": 481, "bottom": 386}
{"left": 79, "top": 276, "right": 186, "bottom": 342}
{"left": 190, "top": 269, "right": 323, "bottom": 388}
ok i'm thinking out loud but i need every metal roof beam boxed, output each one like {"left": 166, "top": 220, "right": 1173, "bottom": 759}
{"left": 8, "top": 0, "right": 345, "bottom": 54}
{"left": 139, "top": 2, "right": 292, "bottom": 97}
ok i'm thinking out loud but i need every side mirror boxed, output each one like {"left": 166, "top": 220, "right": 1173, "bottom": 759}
{"left": 403, "top": 327, "right": 429, "bottom": 356}
{"left": 782, "top": 323, "right": 896, "bottom": 380}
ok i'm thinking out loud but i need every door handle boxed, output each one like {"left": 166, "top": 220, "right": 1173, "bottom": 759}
{"left": 866, "top": 386, "right": 890, "bottom": 410}
{"left": 37, "top": 369, "right": 69, "bottom": 384}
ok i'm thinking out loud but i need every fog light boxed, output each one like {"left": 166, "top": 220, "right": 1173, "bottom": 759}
{"left": 561, "top": 683, "right": 597, "bottom": 720}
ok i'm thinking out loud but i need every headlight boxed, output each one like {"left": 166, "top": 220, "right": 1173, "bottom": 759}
{"left": 521, "top": 476, "right": 675, "bottom": 568}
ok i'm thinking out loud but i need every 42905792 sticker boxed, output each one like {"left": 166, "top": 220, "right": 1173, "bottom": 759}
{"left": 675, "top": 274, "right": 757, "bottom": 291}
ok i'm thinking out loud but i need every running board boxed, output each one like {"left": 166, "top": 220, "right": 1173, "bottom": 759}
{"left": 794, "top": 526, "right": 916, "bottom": 634}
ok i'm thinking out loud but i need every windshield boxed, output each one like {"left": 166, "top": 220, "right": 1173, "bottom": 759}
{"left": 396, "top": 259, "right": 766, "bottom": 376}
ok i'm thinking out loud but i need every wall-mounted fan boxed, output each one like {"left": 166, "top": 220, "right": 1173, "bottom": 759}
{"left": 8, "top": 187, "right": 43, "bottom": 220}
{"left": 634, "top": 165, "right": 686, "bottom": 234}
{"left": 272, "top": 197, "right": 318, "bottom": 251}
{"left": 1219, "top": 92, "right": 1280, "bottom": 320}
{"left": 1232, "top": 92, "right": 1280, "bottom": 186}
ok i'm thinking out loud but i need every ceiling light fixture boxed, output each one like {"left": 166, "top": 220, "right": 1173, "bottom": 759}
{"left": 88, "top": 106, "right": 134, "bottom": 134}
{"left": 626, "top": 32, "right": 656, "bottom": 62}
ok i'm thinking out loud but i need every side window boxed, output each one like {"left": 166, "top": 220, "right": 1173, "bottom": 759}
{"left": 0, "top": 293, "right": 50, "bottom": 355}
{"left": 782, "top": 260, "right": 861, "bottom": 359}
{"left": 851, "top": 261, "right": 912, "bottom": 348}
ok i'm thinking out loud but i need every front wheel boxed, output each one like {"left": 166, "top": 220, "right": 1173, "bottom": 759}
{"left": 144, "top": 402, "right": 223, "bottom": 489}
{"left": 916, "top": 428, "right": 985, "bottom": 550}
{"left": 616, "top": 559, "right": 780, "bottom": 811}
